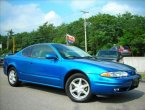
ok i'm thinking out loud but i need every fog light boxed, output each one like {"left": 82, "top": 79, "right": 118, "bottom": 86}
{"left": 114, "top": 88, "right": 120, "bottom": 92}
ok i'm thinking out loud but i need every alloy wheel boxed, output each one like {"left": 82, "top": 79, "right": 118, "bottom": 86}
{"left": 69, "top": 78, "right": 90, "bottom": 100}
{"left": 9, "top": 70, "right": 16, "bottom": 85}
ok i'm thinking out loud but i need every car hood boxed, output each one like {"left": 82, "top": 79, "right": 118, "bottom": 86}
{"left": 71, "top": 58, "right": 135, "bottom": 72}
{"left": 97, "top": 57, "right": 117, "bottom": 62}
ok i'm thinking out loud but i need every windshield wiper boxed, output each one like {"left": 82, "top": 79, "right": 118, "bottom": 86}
{"left": 81, "top": 56, "right": 94, "bottom": 59}
{"left": 64, "top": 56, "right": 94, "bottom": 59}
{"left": 72, "top": 56, "right": 94, "bottom": 59}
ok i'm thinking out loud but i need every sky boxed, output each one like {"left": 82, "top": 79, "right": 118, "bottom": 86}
{"left": 0, "top": 0, "right": 145, "bottom": 35}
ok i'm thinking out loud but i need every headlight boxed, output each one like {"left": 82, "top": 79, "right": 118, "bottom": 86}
{"left": 100, "top": 71, "right": 128, "bottom": 78}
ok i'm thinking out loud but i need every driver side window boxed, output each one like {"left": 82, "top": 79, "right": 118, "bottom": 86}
{"left": 31, "top": 45, "right": 55, "bottom": 59}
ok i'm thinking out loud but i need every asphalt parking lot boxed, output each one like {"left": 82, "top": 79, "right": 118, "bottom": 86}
{"left": 0, "top": 67, "right": 145, "bottom": 110}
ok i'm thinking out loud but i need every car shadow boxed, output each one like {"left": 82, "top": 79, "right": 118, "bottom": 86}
{"left": 92, "top": 90, "right": 145, "bottom": 103}
{"left": 21, "top": 83, "right": 66, "bottom": 96}
{"left": 20, "top": 83, "right": 144, "bottom": 103}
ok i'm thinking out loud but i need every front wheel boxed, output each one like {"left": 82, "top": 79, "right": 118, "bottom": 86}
{"left": 65, "top": 73, "right": 92, "bottom": 102}
{"left": 8, "top": 67, "right": 20, "bottom": 87}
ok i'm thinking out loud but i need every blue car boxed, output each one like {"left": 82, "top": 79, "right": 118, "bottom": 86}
{"left": 3, "top": 43, "right": 141, "bottom": 102}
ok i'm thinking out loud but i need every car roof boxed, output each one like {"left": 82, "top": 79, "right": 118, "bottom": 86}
{"left": 30, "top": 43, "right": 62, "bottom": 46}
{"left": 22, "top": 43, "right": 65, "bottom": 49}
{"left": 98, "top": 50, "right": 118, "bottom": 52}
{"left": 15, "top": 43, "right": 66, "bottom": 56}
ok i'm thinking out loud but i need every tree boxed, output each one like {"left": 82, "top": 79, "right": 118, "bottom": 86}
{"left": 0, "top": 12, "right": 145, "bottom": 56}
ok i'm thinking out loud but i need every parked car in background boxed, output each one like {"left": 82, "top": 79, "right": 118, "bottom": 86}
{"left": 0, "top": 53, "right": 14, "bottom": 65}
{"left": 96, "top": 50, "right": 123, "bottom": 63}
{"left": 3, "top": 43, "right": 140, "bottom": 102}
{"left": 110, "top": 45, "right": 132, "bottom": 56}
{"left": 0, "top": 54, "right": 6, "bottom": 65}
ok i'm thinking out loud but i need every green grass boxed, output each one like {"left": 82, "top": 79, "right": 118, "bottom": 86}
{"left": 141, "top": 73, "right": 145, "bottom": 79}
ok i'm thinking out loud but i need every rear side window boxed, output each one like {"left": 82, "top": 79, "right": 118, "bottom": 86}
{"left": 123, "top": 46, "right": 129, "bottom": 49}
{"left": 22, "top": 46, "right": 32, "bottom": 57}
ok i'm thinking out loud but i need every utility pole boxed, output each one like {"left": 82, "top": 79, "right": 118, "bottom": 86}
{"left": 81, "top": 11, "right": 89, "bottom": 52}
{"left": 0, "top": 41, "right": 2, "bottom": 51}
{"left": 7, "top": 29, "right": 14, "bottom": 52}
{"left": 7, "top": 32, "right": 9, "bottom": 50}
{"left": 12, "top": 37, "right": 15, "bottom": 53}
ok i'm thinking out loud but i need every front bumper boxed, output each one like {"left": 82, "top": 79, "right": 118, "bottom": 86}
{"left": 88, "top": 74, "right": 141, "bottom": 95}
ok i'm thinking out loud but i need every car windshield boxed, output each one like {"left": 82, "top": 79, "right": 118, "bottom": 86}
{"left": 53, "top": 44, "right": 92, "bottom": 59}
{"left": 97, "top": 51, "right": 118, "bottom": 58}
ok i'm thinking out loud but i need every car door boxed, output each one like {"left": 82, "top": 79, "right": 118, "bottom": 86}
{"left": 23, "top": 44, "right": 63, "bottom": 87}
{"left": 17, "top": 46, "right": 33, "bottom": 80}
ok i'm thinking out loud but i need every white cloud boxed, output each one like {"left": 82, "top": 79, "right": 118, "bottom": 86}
{"left": 71, "top": 0, "right": 96, "bottom": 11}
{"left": 0, "top": 1, "right": 62, "bottom": 35}
{"left": 44, "top": 11, "right": 62, "bottom": 26}
{"left": 70, "top": 0, "right": 145, "bottom": 17}
{"left": 101, "top": 2, "right": 134, "bottom": 15}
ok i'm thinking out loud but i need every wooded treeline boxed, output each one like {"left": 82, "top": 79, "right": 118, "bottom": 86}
{"left": 0, "top": 12, "right": 145, "bottom": 56}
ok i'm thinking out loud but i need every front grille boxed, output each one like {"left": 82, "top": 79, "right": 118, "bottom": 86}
{"left": 118, "top": 87, "right": 129, "bottom": 92}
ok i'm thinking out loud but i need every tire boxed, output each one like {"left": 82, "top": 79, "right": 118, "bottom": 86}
{"left": 65, "top": 73, "right": 92, "bottom": 102}
{"left": 8, "top": 67, "right": 20, "bottom": 87}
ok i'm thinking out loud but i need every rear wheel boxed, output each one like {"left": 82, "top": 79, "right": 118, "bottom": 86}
{"left": 65, "top": 73, "right": 92, "bottom": 102}
{"left": 8, "top": 67, "right": 20, "bottom": 87}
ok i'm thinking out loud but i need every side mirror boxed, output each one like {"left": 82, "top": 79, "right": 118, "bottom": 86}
{"left": 45, "top": 54, "right": 58, "bottom": 60}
